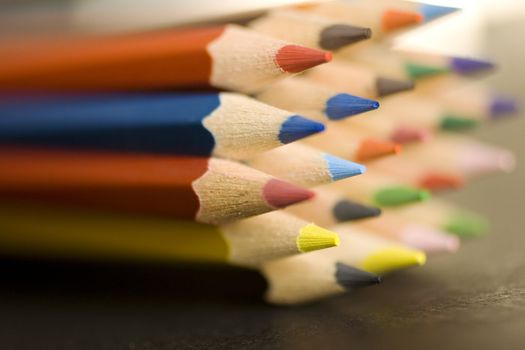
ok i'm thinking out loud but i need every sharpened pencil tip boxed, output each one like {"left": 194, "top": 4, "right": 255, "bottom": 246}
{"left": 445, "top": 213, "right": 489, "bottom": 238}
{"left": 440, "top": 115, "right": 479, "bottom": 131}
{"left": 450, "top": 57, "right": 495, "bottom": 75}
{"left": 297, "top": 224, "right": 340, "bottom": 253}
{"left": 402, "top": 224, "right": 460, "bottom": 253}
{"left": 420, "top": 4, "right": 460, "bottom": 22}
{"left": 374, "top": 186, "right": 430, "bottom": 207}
{"left": 263, "top": 179, "right": 314, "bottom": 209}
{"left": 355, "top": 138, "right": 402, "bottom": 162}
{"left": 459, "top": 145, "right": 516, "bottom": 176}
{"left": 376, "top": 77, "right": 415, "bottom": 97}
{"left": 382, "top": 10, "right": 423, "bottom": 32}
{"left": 333, "top": 200, "right": 382, "bottom": 222}
{"left": 419, "top": 173, "right": 465, "bottom": 192}
{"left": 319, "top": 24, "right": 372, "bottom": 50}
{"left": 335, "top": 263, "right": 382, "bottom": 289}
{"left": 276, "top": 45, "right": 331, "bottom": 73}
{"left": 391, "top": 126, "right": 433, "bottom": 144}
{"left": 279, "top": 115, "right": 325, "bottom": 144}
{"left": 404, "top": 62, "right": 449, "bottom": 79}
{"left": 325, "top": 93, "right": 380, "bottom": 120}
{"left": 324, "top": 153, "right": 366, "bottom": 181}
{"left": 490, "top": 95, "right": 519, "bottom": 118}
{"left": 362, "top": 247, "right": 426, "bottom": 274}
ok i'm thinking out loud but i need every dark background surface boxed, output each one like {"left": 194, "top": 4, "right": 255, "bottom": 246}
{"left": 0, "top": 9, "right": 524, "bottom": 350}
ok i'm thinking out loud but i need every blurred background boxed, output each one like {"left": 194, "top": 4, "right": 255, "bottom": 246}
{"left": 0, "top": 1, "right": 524, "bottom": 349}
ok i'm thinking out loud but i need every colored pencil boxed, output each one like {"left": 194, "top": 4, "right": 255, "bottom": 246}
{"left": 261, "top": 253, "right": 381, "bottom": 305}
{"left": 249, "top": 9, "right": 372, "bottom": 51}
{"left": 0, "top": 92, "right": 324, "bottom": 160}
{"left": 328, "top": 170, "right": 431, "bottom": 208}
{"left": 305, "top": 224, "right": 427, "bottom": 275}
{"left": 0, "top": 148, "right": 314, "bottom": 224}
{"left": 0, "top": 203, "right": 339, "bottom": 268}
{"left": 341, "top": 45, "right": 495, "bottom": 80}
{"left": 391, "top": 199, "right": 489, "bottom": 238}
{"left": 0, "top": 24, "right": 331, "bottom": 93}
{"left": 369, "top": 155, "right": 465, "bottom": 192}
{"left": 248, "top": 143, "right": 366, "bottom": 187}
{"left": 358, "top": 212, "right": 460, "bottom": 253}
{"left": 304, "top": 60, "right": 415, "bottom": 98}
{"left": 300, "top": 1, "right": 424, "bottom": 37}
{"left": 304, "top": 125, "right": 402, "bottom": 162}
{"left": 287, "top": 188, "right": 382, "bottom": 227}
{"left": 255, "top": 76, "right": 380, "bottom": 121}
{"left": 376, "top": 94, "right": 481, "bottom": 132}
{"left": 373, "top": 0, "right": 460, "bottom": 23}
{"left": 397, "top": 135, "right": 516, "bottom": 179}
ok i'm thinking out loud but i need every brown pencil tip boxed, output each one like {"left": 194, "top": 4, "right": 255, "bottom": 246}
{"left": 275, "top": 45, "right": 332, "bottom": 73}
{"left": 263, "top": 179, "right": 315, "bottom": 208}
{"left": 320, "top": 24, "right": 372, "bottom": 50}
{"left": 355, "top": 138, "right": 402, "bottom": 162}
{"left": 382, "top": 10, "right": 424, "bottom": 32}
{"left": 419, "top": 173, "right": 465, "bottom": 192}
{"left": 376, "top": 77, "right": 415, "bottom": 97}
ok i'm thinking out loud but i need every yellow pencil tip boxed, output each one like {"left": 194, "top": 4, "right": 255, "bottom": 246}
{"left": 297, "top": 223, "right": 340, "bottom": 253}
{"left": 361, "top": 247, "right": 426, "bottom": 274}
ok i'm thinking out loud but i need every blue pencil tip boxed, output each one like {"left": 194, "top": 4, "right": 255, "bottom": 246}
{"left": 325, "top": 93, "right": 380, "bottom": 120}
{"left": 420, "top": 4, "right": 459, "bottom": 22}
{"left": 450, "top": 57, "right": 495, "bottom": 75}
{"left": 279, "top": 115, "right": 325, "bottom": 144}
{"left": 323, "top": 153, "right": 366, "bottom": 181}
{"left": 490, "top": 95, "right": 519, "bottom": 119}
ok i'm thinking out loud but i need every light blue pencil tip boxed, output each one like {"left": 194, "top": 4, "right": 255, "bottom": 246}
{"left": 325, "top": 93, "right": 380, "bottom": 120}
{"left": 420, "top": 4, "right": 459, "bottom": 22}
{"left": 279, "top": 115, "right": 325, "bottom": 144}
{"left": 323, "top": 153, "right": 366, "bottom": 181}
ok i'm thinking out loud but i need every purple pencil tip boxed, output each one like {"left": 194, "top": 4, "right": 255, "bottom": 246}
{"left": 490, "top": 96, "right": 519, "bottom": 119}
{"left": 450, "top": 57, "right": 495, "bottom": 75}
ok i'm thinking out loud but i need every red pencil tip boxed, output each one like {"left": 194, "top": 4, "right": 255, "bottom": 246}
{"left": 382, "top": 10, "right": 424, "bottom": 32}
{"left": 419, "top": 173, "right": 465, "bottom": 192}
{"left": 355, "top": 138, "right": 402, "bottom": 162}
{"left": 263, "top": 179, "right": 315, "bottom": 208}
{"left": 275, "top": 45, "right": 332, "bottom": 73}
{"left": 391, "top": 127, "right": 433, "bottom": 144}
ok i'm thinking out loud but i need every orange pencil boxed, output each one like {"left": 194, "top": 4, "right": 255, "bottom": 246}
{"left": 0, "top": 24, "right": 331, "bottom": 93}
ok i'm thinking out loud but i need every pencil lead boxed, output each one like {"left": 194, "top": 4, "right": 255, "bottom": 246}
{"left": 390, "top": 126, "right": 433, "bottom": 144}
{"left": 460, "top": 146, "right": 516, "bottom": 176}
{"left": 324, "top": 154, "right": 366, "bottom": 181}
{"left": 444, "top": 213, "right": 489, "bottom": 238}
{"left": 278, "top": 115, "right": 325, "bottom": 144}
{"left": 362, "top": 247, "right": 426, "bottom": 274}
{"left": 355, "top": 138, "right": 402, "bottom": 162}
{"left": 296, "top": 224, "right": 340, "bottom": 253}
{"left": 275, "top": 45, "right": 332, "bottom": 73}
{"left": 401, "top": 224, "right": 460, "bottom": 253}
{"left": 263, "top": 179, "right": 314, "bottom": 209}
{"left": 420, "top": 4, "right": 460, "bottom": 22}
{"left": 382, "top": 10, "right": 423, "bottom": 32}
{"left": 450, "top": 57, "right": 495, "bottom": 75}
{"left": 404, "top": 62, "right": 449, "bottom": 79}
{"left": 319, "top": 24, "right": 372, "bottom": 50}
{"left": 374, "top": 186, "right": 430, "bottom": 207}
{"left": 376, "top": 77, "right": 415, "bottom": 97}
{"left": 333, "top": 200, "right": 382, "bottom": 222}
{"left": 325, "top": 93, "right": 380, "bottom": 120}
{"left": 335, "top": 263, "right": 382, "bottom": 289}
{"left": 490, "top": 95, "right": 519, "bottom": 119}
{"left": 419, "top": 173, "right": 465, "bottom": 192}
{"left": 440, "top": 114, "right": 479, "bottom": 131}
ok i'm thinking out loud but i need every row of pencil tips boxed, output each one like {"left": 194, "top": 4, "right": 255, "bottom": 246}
{"left": 0, "top": 0, "right": 518, "bottom": 304}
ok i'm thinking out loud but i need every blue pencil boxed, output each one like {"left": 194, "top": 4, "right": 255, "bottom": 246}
{"left": 0, "top": 92, "right": 325, "bottom": 160}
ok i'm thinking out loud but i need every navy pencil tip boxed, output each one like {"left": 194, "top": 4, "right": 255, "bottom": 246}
{"left": 450, "top": 57, "right": 496, "bottom": 75}
{"left": 325, "top": 93, "right": 380, "bottom": 120}
{"left": 421, "top": 4, "right": 460, "bottom": 22}
{"left": 279, "top": 115, "right": 325, "bottom": 144}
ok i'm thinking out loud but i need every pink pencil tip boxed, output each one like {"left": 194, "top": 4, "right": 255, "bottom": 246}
{"left": 459, "top": 146, "right": 516, "bottom": 177}
{"left": 402, "top": 224, "right": 460, "bottom": 253}
{"left": 263, "top": 179, "right": 315, "bottom": 208}
{"left": 391, "top": 127, "right": 433, "bottom": 144}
